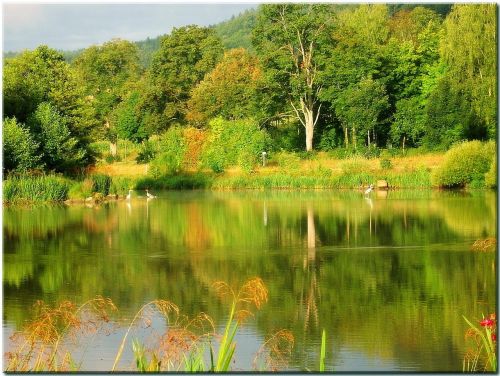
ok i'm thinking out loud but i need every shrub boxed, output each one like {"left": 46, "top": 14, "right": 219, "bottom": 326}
{"left": 318, "top": 125, "right": 340, "bottom": 151}
{"left": 3, "top": 117, "right": 41, "bottom": 172}
{"left": 104, "top": 153, "right": 121, "bottom": 164}
{"left": 149, "top": 126, "right": 186, "bottom": 176}
{"left": 431, "top": 141, "right": 495, "bottom": 188}
{"left": 362, "top": 146, "right": 381, "bottom": 159}
{"left": 90, "top": 174, "right": 111, "bottom": 195}
{"left": 183, "top": 127, "right": 206, "bottom": 169}
{"left": 485, "top": 158, "right": 497, "bottom": 188}
{"left": 28, "top": 102, "right": 87, "bottom": 171}
{"left": 201, "top": 118, "right": 269, "bottom": 173}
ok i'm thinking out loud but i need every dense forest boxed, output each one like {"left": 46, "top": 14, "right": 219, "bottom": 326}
{"left": 3, "top": 4, "right": 496, "bottom": 175}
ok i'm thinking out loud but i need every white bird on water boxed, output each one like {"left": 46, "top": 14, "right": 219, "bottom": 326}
{"left": 364, "top": 184, "right": 374, "bottom": 195}
{"left": 146, "top": 189, "right": 156, "bottom": 199}
{"left": 126, "top": 189, "right": 133, "bottom": 200}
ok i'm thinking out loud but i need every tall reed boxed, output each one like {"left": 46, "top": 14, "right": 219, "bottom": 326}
{"left": 3, "top": 175, "right": 70, "bottom": 203}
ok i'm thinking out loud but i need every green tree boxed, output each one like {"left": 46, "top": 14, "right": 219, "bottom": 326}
{"left": 440, "top": 4, "right": 496, "bottom": 138}
{"left": 321, "top": 5, "right": 386, "bottom": 95}
{"left": 73, "top": 39, "right": 140, "bottom": 155}
{"left": 423, "top": 77, "right": 474, "bottom": 149}
{"left": 3, "top": 118, "right": 41, "bottom": 173}
{"left": 320, "top": 5, "right": 390, "bottom": 147}
{"left": 334, "top": 77, "right": 389, "bottom": 148}
{"left": 390, "top": 97, "right": 425, "bottom": 151}
{"left": 27, "top": 102, "right": 86, "bottom": 171}
{"left": 149, "top": 25, "right": 223, "bottom": 127}
{"left": 253, "top": 4, "right": 335, "bottom": 151}
{"left": 113, "top": 92, "right": 146, "bottom": 143}
{"left": 187, "top": 48, "right": 263, "bottom": 125}
{"left": 3, "top": 46, "right": 96, "bottom": 164}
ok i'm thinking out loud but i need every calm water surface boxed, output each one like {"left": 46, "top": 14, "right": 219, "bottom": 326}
{"left": 3, "top": 190, "right": 497, "bottom": 371}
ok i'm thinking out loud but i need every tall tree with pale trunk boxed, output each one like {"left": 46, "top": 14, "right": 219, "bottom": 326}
{"left": 253, "top": 4, "right": 335, "bottom": 151}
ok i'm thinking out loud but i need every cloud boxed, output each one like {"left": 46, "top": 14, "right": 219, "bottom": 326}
{"left": 3, "top": 4, "right": 257, "bottom": 52}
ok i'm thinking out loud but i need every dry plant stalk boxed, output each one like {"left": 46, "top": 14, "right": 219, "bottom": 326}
{"left": 213, "top": 277, "right": 268, "bottom": 324}
{"left": 5, "top": 296, "right": 117, "bottom": 372}
{"left": 253, "top": 329, "right": 295, "bottom": 371}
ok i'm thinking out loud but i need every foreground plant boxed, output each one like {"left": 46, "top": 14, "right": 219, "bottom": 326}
{"left": 463, "top": 313, "right": 497, "bottom": 372}
{"left": 5, "top": 296, "right": 117, "bottom": 372}
{"left": 6, "top": 278, "right": 296, "bottom": 372}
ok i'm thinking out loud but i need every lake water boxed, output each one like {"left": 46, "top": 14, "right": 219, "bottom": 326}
{"left": 3, "top": 190, "right": 497, "bottom": 371}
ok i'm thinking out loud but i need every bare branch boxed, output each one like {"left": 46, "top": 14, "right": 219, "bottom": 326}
{"left": 313, "top": 103, "right": 323, "bottom": 127}
{"left": 290, "top": 100, "right": 306, "bottom": 127}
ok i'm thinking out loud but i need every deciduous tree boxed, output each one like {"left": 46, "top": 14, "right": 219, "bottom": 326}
{"left": 149, "top": 25, "right": 223, "bottom": 127}
{"left": 187, "top": 48, "right": 263, "bottom": 124}
{"left": 253, "top": 4, "right": 335, "bottom": 151}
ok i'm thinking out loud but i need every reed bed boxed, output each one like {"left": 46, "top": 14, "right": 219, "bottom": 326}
{"left": 3, "top": 175, "right": 70, "bottom": 203}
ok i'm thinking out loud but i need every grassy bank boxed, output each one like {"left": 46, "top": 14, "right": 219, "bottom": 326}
{"left": 4, "top": 146, "right": 496, "bottom": 203}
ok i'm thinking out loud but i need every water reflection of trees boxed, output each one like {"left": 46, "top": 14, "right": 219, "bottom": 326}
{"left": 3, "top": 191, "right": 496, "bottom": 371}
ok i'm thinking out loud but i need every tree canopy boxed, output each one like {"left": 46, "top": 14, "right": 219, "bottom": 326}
{"left": 2, "top": 4, "right": 496, "bottom": 174}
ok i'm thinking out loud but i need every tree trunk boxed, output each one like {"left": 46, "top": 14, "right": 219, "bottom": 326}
{"left": 402, "top": 135, "right": 406, "bottom": 154}
{"left": 305, "top": 111, "right": 314, "bottom": 152}
{"left": 367, "top": 129, "right": 371, "bottom": 147}
{"left": 110, "top": 142, "right": 117, "bottom": 157}
{"left": 352, "top": 127, "right": 357, "bottom": 149}
{"left": 344, "top": 127, "right": 349, "bottom": 148}
{"left": 105, "top": 120, "right": 117, "bottom": 157}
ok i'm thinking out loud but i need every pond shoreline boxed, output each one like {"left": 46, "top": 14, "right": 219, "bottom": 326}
{"left": 3, "top": 156, "right": 496, "bottom": 205}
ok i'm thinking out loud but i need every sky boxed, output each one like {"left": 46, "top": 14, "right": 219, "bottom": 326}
{"left": 3, "top": 3, "right": 257, "bottom": 52}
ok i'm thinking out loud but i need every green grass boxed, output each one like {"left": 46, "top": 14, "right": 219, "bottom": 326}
{"left": 135, "top": 173, "right": 213, "bottom": 190}
{"left": 210, "top": 169, "right": 431, "bottom": 190}
{"left": 3, "top": 175, "right": 70, "bottom": 203}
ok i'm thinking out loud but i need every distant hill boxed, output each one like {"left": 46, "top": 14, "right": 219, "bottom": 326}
{"left": 213, "top": 8, "right": 257, "bottom": 51}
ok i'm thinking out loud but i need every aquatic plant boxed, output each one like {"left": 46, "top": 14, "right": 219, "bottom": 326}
{"left": 463, "top": 313, "right": 497, "bottom": 372}
{"left": 320, "top": 329, "right": 326, "bottom": 372}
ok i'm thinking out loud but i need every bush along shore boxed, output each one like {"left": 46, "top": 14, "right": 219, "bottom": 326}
{"left": 2, "top": 141, "right": 497, "bottom": 205}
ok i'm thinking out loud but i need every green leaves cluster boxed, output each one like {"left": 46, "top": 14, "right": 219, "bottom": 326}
{"left": 3, "top": 46, "right": 96, "bottom": 173}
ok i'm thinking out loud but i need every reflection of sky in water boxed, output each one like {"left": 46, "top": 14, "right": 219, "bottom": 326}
{"left": 335, "top": 347, "right": 405, "bottom": 372}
